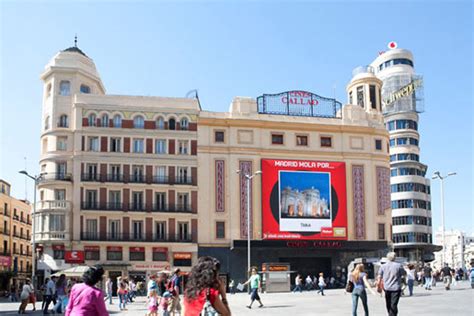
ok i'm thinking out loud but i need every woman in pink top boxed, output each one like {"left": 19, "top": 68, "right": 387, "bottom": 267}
{"left": 65, "top": 265, "right": 109, "bottom": 316}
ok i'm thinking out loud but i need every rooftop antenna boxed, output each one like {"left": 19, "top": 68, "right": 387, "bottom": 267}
{"left": 74, "top": 34, "right": 78, "bottom": 47}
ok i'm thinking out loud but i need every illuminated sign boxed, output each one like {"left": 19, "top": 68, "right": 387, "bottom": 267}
{"left": 173, "top": 252, "right": 192, "bottom": 260}
{"left": 261, "top": 159, "right": 347, "bottom": 240}
{"left": 383, "top": 78, "right": 423, "bottom": 106}
{"left": 65, "top": 251, "right": 85, "bottom": 263}
{"left": 257, "top": 91, "right": 342, "bottom": 118}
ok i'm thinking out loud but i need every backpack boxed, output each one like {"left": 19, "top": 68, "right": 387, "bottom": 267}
{"left": 166, "top": 276, "right": 178, "bottom": 296}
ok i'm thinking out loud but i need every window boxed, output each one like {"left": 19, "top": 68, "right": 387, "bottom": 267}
{"left": 155, "top": 140, "right": 166, "bottom": 154}
{"left": 133, "top": 116, "right": 144, "bottom": 129}
{"left": 56, "top": 162, "right": 67, "bottom": 178}
{"left": 109, "top": 191, "right": 121, "bottom": 209}
{"left": 58, "top": 115, "right": 68, "bottom": 128}
{"left": 153, "top": 248, "right": 167, "bottom": 261}
{"left": 85, "top": 248, "right": 100, "bottom": 260}
{"left": 53, "top": 247, "right": 65, "bottom": 260}
{"left": 178, "top": 140, "right": 189, "bottom": 155}
{"left": 88, "top": 113, "right": 97, "bottom": 127}
{"left": 215, "top": 131, "right": 225, "bottom": 143}
{"left": 80, "top": 84, "right": 91, "bottom": 94}
{"left": 349, "top": 91, "right": 353, "bottom": 104}
{"left": 155, "top": 166, "right": 166, "bottom": 184}
{"left": 132, "top": 191, "right": 144, "bottom": 211}
{"left": 356, "top": 86, "right": 364, "bottom": 107}
{"left": 88, "top": 137, "right": 99, "bottom": 152}
{"left": 110, "top": 165, "right": 121, "bottom": 182}
{"left": 378, "top": 224, "right": 385, "bottom": 240}
{"left": 132, "top": 166, "right": 144, "bottom": 183}
{"left": 177, "top": 193, "right": 189, "bottom": 211}
{"left": 375, "top": 139, "right": 382, "bottom": 151}
{"left": 271, "top": 133, "right": 284, "bottom": 145}
{"left": 46, "top": 83, "right": 52, "bottom": 98}
{"left": 155, "top": 192, "right": 166, "bottom": 211}
{"left": 101, "top": 114, "right": 109, "bottom": 127}
{"left": 369, "top": 85, "right": 377, "bottom": 109}
{"left": 155, "top": 221, "right": 166, "bottom": 241}
{"left": 85, "top": 190, "right": 97, "bottom": 209}
{"left": 133, "top": 139, "right": 144, "bottom": 153}
{"left": 56, "top": 136, "right": 67, "bottom": 151}
{"left": 85, "top": 219, "right": 98, "bottom": 240}
{"left": 320, "top": 136, "right": 332, "bottom": 147}
{"left": 110, "top": 137, "right": 121, "bottom": 152}
{"left": 42, "top": 138, "right": 48, "bottom": 153}
{"left": 109, "top": 220, "right": 121, "bottom": 240}
{"left": 113, "top": 115, "right": 122, "bottom": 128}
{"left": 156, "top": 117, "right": 165, "bottom": 130}
{"left": 169, "top": 118, "right": 176, "bottom": 130}
{"left": 86, "top": 164, "right": 98, "bottom": 181}
{"left": 59, "top": 81, "right": 70, "bottom": 96}
{"left": 216, "top": 222, "right": 225, "bottom": 239}
{"left": 44, "top": 116, "right": 50, "bottom": 131}
{"left": 178, "top": 222, "right": 189, "bottom": 241}
{"left": 177, "top": 167, "right": 188, "bottom": 184}
{"left": 129, "top": 248, "right": 145, "bottom": 261}
{"left": 296, "top": 135, "right": 308, "bottom": 146}
{"left": 107, "top": 248, "right": 122, "bottom": 261}
{"left": 132, "top": 221, "right": 143, "bottom": 240}
{"left": 54, "top": 189, "right": 66, "bottom": 201}
{"left": 180, "top": 118, "right": 189, "bottom": 130}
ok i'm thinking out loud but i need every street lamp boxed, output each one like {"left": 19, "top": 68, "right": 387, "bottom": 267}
{"left": 432, "top": 171, "right": 456, "bottom": 266}
{"left": 19, "top": 170, "right": 45, "bottom": 289}
{"left": 236, "top": 169, "right": 262, "bottom": 276}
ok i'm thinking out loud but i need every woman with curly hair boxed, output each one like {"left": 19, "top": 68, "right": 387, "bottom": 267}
{"left": 182, "top": 256, "right": 231, "bottom": 316}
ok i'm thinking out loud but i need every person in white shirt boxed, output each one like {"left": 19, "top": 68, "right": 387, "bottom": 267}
{"left": 43, "top": 276, "right": 57, "bottom": 314}
{"left": 18, "top": 279, "right": 33, "bottom": 314}
{"left": 305, "top": 275, "right": 313, "bottom": 291}
{"left": 405, "top": 264, "right": 416, "bottom": 296}
{"left": 105, "top": 278, "right": 113, "bottom": 305}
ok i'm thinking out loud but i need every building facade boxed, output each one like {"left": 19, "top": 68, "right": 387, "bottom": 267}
{"left": 433, "top": 229, "right": 474, "bottom": 269}
{"left": 198, "top": 68, "right": 392, "bottom": 282}
{"left": 0, "top": 180, "right": 33, "bottom": 291}
{"left": 37, "top": 45, "right": 199, "bottom": 285}
{"left": 363, "top": 47, "right": 436, "bottom": 262}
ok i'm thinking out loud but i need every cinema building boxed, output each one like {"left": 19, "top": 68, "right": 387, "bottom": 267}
{"left": 37, "top": 45, "right": 199, "bottom": 283}
{"left": 197, "top": 68, "right": 393, "bottom": 282}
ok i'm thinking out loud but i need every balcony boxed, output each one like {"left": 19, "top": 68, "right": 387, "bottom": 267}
{"left": 38, "top": 173, "right": 73, "bottom": 183}
{"left": 81, "top": 202, "right": 193, "bottom": 213}
{"left": 35, "top": 231, "right": 68, "bottom": 242}
{"left": 0, "top": 227, "right": 10, "bottom": 235}
{"left": 36, "top": 200, "right": 71, "bottom": 212}
{"left": 80, "top": 173, "right": 195, "bottom": 186}
{"left": 81, "top": 232, "right": 194, "bottom": 243}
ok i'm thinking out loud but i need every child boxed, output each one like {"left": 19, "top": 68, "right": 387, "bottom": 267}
{"left": 147, "top": 289, "right": 158, "bottom": 316}
{"left": 158, "top": 291, "right": 171, "bottom": 316}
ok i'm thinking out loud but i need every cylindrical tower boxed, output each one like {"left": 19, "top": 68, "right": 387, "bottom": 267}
{"left": 370, "top": 47, "right": 434, "bottom": 262}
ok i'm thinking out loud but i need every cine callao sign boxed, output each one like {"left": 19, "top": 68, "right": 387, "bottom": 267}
{"left": 281, "top": 91, "right": 319, "bottom": 106}
{"left": 383, "top": 78, "right": 423, "bottom": 106}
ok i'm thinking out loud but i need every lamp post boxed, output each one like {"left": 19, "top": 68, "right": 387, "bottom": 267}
{"left": 432, "top": 171, "right": 456, "bottom": 266}
{"left": 236, "top": 169, "right": 262, "bottom": 275}
{"left": 19, "top": 170, "right": 44, "bottom": 289}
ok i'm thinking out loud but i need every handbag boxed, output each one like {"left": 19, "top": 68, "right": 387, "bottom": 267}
{"left": 345, "top": 280, "right": 354, "bottom": 293}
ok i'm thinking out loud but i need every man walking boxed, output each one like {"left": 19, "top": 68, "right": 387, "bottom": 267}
{"left": 43, "top": 276, "right": 57, "bottom": 314}
{"left": 105, "top": 277, "right": 113, "bottom": 304}
{"left": 377, "top": 252, "right": 406, "bottom": 316}
{"left": 423, "top": 263, "right": 433, "bottom": 290}
{"left": 243, "top": 267, "right": 264, "bottom": 309}
{"left": 441, "top": 263, "right": 453, "bottom": 290}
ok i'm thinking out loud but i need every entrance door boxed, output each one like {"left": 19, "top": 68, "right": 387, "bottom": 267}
{"left": 108, "top": 271, "right": 122, "bottom": 296}
{"left": 280, "top": 257, "right": 331, "bottom": 285}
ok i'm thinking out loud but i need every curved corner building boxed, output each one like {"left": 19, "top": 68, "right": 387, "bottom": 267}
{"left": 368, "top": 48, "right": 436, "bottom": 262}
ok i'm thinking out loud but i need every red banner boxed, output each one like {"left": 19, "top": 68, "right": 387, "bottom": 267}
{"left": 65, "top": 251, "right": 85, "bottom": 263}
{"left": 52, "top": 244, "right": 65, "bottom": 250}
{"left": 152, "top": 247, "right": 168, "bottom": 253}
{"left": 0, "top": 255, "right": 11, "bottom": 267}
{"left": 261, "top": 159, "right": 347, "bottom": 240}
{"left": 130, "top": 247, "right": 145, "bottom": 252}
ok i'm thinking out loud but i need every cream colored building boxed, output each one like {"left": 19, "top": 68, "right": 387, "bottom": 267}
{"left": 197, "top": 67, "right": 393, "bottom": 281}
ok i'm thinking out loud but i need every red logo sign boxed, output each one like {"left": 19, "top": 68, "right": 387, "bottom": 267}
{"left": 65, "top": 251, "right": 85, "bottom": 263}
{"left": 0, "top": 255, "right": 11, "bottom": 267}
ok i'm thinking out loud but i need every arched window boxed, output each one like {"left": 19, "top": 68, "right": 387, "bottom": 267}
{"left": 101, "top": 114, "right": 109, "bottom": 127}
{"left": 169, "top": 118, "right": 176, "bottom": 130}
{"left": 180, "top": 118, "right": 189, "bottom": 130}
{"left": 58, "top": 115, "right": 68, "bottom": 128}
{"left": 134, "top": 115, "right": 144, "bottom": 129}
{"left": 88, "top": 113, "right": 97, "bottom": 127}
{"left": 80, "top": 84, "right": 91, "bottom": 94}
{"left": 59, "top": 81, "right": 70, "bottom": 96}
{"left": 44, "top": 116, "right": 50, "bottom": 130}
{"left": 113, "top": 115, "right": 122, "bottom": 128}
{"left": 156, "top": 117, "right": 165, "bottom": 130}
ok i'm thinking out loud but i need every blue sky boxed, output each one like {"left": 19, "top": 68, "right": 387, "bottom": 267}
{"left": 0, "top": 1, "right": 472, "bottom": 234}
{"left": 280, "top": 171, "right": 330, "bottom": 202}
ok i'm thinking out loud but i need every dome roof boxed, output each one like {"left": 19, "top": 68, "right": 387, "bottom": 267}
{"left": 62, "top": 46, "right": 88, "bottom": 57}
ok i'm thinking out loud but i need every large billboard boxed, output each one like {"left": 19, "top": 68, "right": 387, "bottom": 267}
{"left": 261, "top": 159, "right": 347, "bottom": 240}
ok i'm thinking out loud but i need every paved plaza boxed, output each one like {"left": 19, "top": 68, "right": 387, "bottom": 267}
{"left": 0, "top": 281, "right": 472, "bottom": 315}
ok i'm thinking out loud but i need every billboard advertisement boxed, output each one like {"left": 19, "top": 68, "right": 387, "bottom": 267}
{"left": 261, "top": 159, "right": 347, "bottom": 240}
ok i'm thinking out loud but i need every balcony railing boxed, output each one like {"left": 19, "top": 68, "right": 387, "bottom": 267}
{"left": 81, "top": 202, "right": 192, "bottom": 213}
{"left": 81, "top": 173, "right": 195, "bottom": 185}
{"left": 0, "top": 227, "right": 10, "bottom": 235}
{"left": 81, "top": 232, "right": 193, "bottom": 243}
{"left": 36, "top": 200, "right": 71, "bottom": 211}
{"left": 35, "top": 231, "right": 68, "bottom": 242}
{"left": 38, "top": 173, "right": 73, "bottom": 182}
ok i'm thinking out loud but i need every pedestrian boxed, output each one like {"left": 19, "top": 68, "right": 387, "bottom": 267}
{"left": 105, "top": 277, "right": 113, "bottom": 304}
{"left": 293, "top": 274, "right": 303, "bottom": 293}
{"left": 129, "top": 279, "right": 136, "bottom": 302}
{"left": 53, "top": 274, "right": 68, "bottom": 313}
{"left": 182, "top": 256, "right": 230, "bottom": 316}
{"left": 350, "top": 264, "right": 376, "bottom": 316}
{"left": 317, "top": 272, "right": 326, "bottom": 296}
{"left": 305, "top": 275, "right": 313, "bottom": 291}
{"left": 168, "top": 268, "right": 182, "bottom": 316}
{"left": 117, "top": 277, "right": 128, "bottom": 311}
{"left": 423, "top": 263, "right": 432, "bottom": 290}
{"left": 405, "top": 264, "right": 415, "bottom": 296}
{"left": 148, "top": 274, "right": 157, "bottom": 297}
{"left": 377, "top": 252, "right": 406, "bottom": 316}
{"left": 10, "top": 284, "right": 18, "bottom": 302}
{"left": 146, "top": 289, "right": 159, "bottom": 316}
{"left": 159, "top": 291, "right": 172, "bottom": 316}
{"left": 43, "top": 275, "right": 57, "bottom": 314}
{"left": 18, "top": 279, "right": 34, "bottom": 314}
{"left": 431, "top": 269, "right": 437, "bottom": 287}
{"left": 65, "top": 265, "right": 108, "bottom": 316}
{"left": 28, "top": 280, "right": 36, "bottom": 312}
{"left": 451, "top": 269, "right": 457, "bottom": 287}
{"left": 229, "top": 279, "right": 235, "bottom": 294}
{"left": 243, "top": 267, "right": 264, "bottom": 309}
{"left": 440, "top": 263, "right": 452, "bottom": 290}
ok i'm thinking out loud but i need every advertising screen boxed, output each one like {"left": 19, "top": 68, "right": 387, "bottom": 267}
{"left": 261, "top": 159, "right": 347, "bottom": 240}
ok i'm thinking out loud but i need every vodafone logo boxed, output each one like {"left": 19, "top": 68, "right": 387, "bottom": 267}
{"left": 65, "top": 250, "right": 85, "bottom": 263}
{"left": 388, "top": 41, "right": 398, "bottom": 49}
{"left": 70, "top": 251, "right": 79, "bottom": 259}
